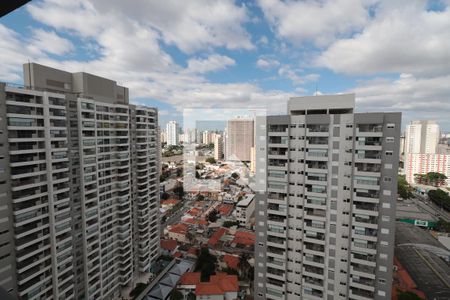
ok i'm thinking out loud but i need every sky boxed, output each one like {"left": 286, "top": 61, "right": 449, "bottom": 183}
{"left": 1, "top": 0, "right": 450, "bottom": 131}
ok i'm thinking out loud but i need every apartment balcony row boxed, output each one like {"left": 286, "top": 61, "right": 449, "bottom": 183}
{"left": 352, "top": 228, "right": 378, "bottom": 241}
{"left": 354, "top": 190, "right": 380, "bottom": 203}
{"left": 306, "top": 137, "right": 329, "bottom": 148}
{"left": 349, "top": 287, "right": 375, "bottom": 300}
{"left": 355, "top": 150, "right": 382, "bottom": 163}
{"left": 353, "top": 202, "right": 379, "bottom": 217}
{"left": 355, "top": 137, "right": 382, "bottom": 150}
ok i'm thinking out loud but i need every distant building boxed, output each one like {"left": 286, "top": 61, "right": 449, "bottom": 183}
{"left": 167, "top": 120, "right": 180, "bottom": 145}
{"left": 226, "top": 117, "right": 254, "bottom": 161}
{"left": 250, "top": 146, "right": 256, "bottom": 173}
{"left": 160, "top": 129, "right": 167, "bottom": 143}
{"left": 404, "top": 120, "right": 450, "bottom": 185}
{"left": 195, "top": 273, "right": 239, "bottom": 300}
{"left": 236, "top": 194, "right": 255, "bottom": 228}
{"left": 214, "top": 135, "right": 224, "bottom": 160}
{"left": 405, "top": 120, "right": 440, "bottom": 154}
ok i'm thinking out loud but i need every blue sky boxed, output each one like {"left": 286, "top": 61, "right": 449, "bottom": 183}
{"left": 1, "top": 0, "right": 450, "bottom": 130}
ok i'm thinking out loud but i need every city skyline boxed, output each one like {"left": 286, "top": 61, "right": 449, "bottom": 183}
{"left": 1, "top": 1, "right": 449, "bottom": 129}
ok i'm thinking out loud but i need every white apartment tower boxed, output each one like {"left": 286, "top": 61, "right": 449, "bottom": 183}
{"left": 0, "top": 63, "right": 160, "bottom": 300}
{"left": 254, "top": 94, "right": 401, "bottom": 300}
{"left": 214, "top": 135, "right": 223, "bottom": 161}
{"left": 166, "top": 121, "right": 179, "bottom": 146}
{"left": 226, "top": 117, "right": 254, "bottom": 161}
{"left": 404, "top": 120, "right": 440, "bottom": 154}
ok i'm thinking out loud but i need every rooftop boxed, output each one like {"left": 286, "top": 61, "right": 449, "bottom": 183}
{"left": 237, "top": 193, "right": 255, "bottom": 207}
{"left": 160, "top": 239, "right": 178, "bottom": 251}
{"left": 223, "top": 254, "right": 239, "bottom": 270}
{"left": 169, "top": 223, "right": 189, "bottom": 235}
{"left": 179, "top": 272, "right": 201, "bottom": 286}
{"left": 208, "top": 227, "right": 228, "bottom": 247}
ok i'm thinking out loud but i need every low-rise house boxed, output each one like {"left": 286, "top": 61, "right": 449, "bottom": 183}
{"left": 221, "top": 254, "right": 239, "bottom": 271}
{"left": 161, "top": 239, "right": 178, "bottom": 256}
{"left": 178, "top": 272, "right": 201, "bottom": 298}
{"left": 196, "top": 274, "right": 239, "bottom": 300}
{"left": 168, "top": 223, "right": 189, "bottom": 243}
{"left": 235, "top": 194, "right": 255, "bottom": 229}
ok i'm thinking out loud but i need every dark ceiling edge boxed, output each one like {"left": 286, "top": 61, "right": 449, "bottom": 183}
{"left": 0, "top": 0, "right": 31, "bottom": 18}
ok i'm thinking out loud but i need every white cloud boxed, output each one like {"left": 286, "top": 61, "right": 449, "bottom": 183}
{"left": 317, "top": 1, "right": 450, "bottom": 76}
{"left": 85, "top": 0, "right": 254, "bottom": 53}
{"left": 186, "top": 55, "right": 235, "bottom": 74}
{"left": 351, "top": 73, "right": 450, "bottom": 128}
{"left": 29, "top": 29, "right": 74, "bottom": 56}
{"left": 256, "top": 58, "right": 280, "bottom": 69}
{"left": 257, "top": 0, "right": 372, "bottom": 47}
{"left": 277, "top": 65, "right": 319, "bottom": 85}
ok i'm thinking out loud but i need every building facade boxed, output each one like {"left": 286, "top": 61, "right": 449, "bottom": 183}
{"left": 166, "top": 121, "right": 179, "bottom": 146}
{"left": 236, "top": 194, "right": 255, "bottom": 229}
{"left": 214, "top": 135, "right": 223, "bottom": 161}
{"left": 254, "top": 94, "right": 401, "bottom": 300}
{"left": 404, "top": 120, "right": 440, "bottom": 154}
{"left": 0, "top": 63, "right": 160, "bottom": 300}
{"left": 404, "top": 120, "right": 450, "bottom": 185}
{"left": 226, "top": 117, "right": 254, "bottom": 162}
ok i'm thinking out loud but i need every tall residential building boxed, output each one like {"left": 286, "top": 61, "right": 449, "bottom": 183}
{"left": 166, "top": 121, "right": 179, "bottom": 146}
{"left": 404, "top": 120, "right": 440, "bottom": 154}
{"left": 0, "top": 63, "right": 160, "bottom": 300}
{"left": 254, "top": 94, "right": 401, "bottom": 300}
{"left": 214, "top": 135, "right": 223, "bottom": 161}
{"left": 160, "top": 129, "right": 167, "bottom": 144}
{"left": 226, "top": 117, "right": 254, "bottom": 161}
{"left": 404, "top": 120, "right": 450, "bottom": 185}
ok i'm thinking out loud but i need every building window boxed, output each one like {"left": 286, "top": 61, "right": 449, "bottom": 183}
{"left": 387, "top": 123, "right": 395, "bottom": 129}
{"left": 384, "top": 163, "right": 392, "bottom": 169}
{"left": 385, "top": 151, "right": 393, "bottom": 156}
{"left": 386, "top": 137, "right": 394, "bottom": 142}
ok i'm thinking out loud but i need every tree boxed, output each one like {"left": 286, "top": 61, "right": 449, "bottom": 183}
{"left": 170, "top": 289, "right": 183, "bottom": 300}
{"left": 207, "top": 209, "right": 220, "bottom": 222}
{"left": 176, "top": 167, "right": 183, "bottom": 177}
{"left": 223, "top": 220, "right": 239, "bottom": 228}
{"left": 187, "top": 292, "right": 196, "bottom": 300}
{"left": 161, "top": 192, "right": 170, "bottom": 200}
{"left": 195, "top": 247, "right": 217, "bottom": 282}
{"left": 428, "top": 189, "right": 450, "bottom": 211}
{"left": 414, "top": 172, "right": 447, "bottom": 187}
{"left": 398, "top": 291, "right": 424, "bottom": 300}
{"left": 436, "top": 218, "right": 450, "bottom": 233}
{"left": 129, "top": 282, "right": 147, "bottom": 299}
{"left": 238, "top": 253, "right": 252, "bottom": 281}
{"left": 398, "top": 175, "right": 413, "bottom": 199}
{"left": 223, "top": 267, "right": 239, "bottom": 275}
{"left": 173, "top": 185, "right": 184, "bottom": 199}
{"left": 231, "top": 172, "right": 239, "bottom": 180}
{"left": 196, "top": 194, "right": 205, "bottom": 201}
{"left": 206, "top": 157, "right": 216, "bottom": 164}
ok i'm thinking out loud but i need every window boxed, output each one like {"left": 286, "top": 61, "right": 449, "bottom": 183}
{"left": 383, "top": 190, "right": 391, "bottom": 196}
{"left": 382, "top": 215, "right": 390, "bottom": 222}
{"left": 378, "top": 290, "right": 386, "bottom": 296}
{"left": 380, "top": 241, "right": 389, "bottom": 247}
{"left": 384, "top": 177, "right": 392, "bottom": 182}
{"left": 386, "top": 137, "right": 394, "bottom": 142}
{"left": 387, "top": 123, "right": 395, "bottom": 129}
{"left": 385, "top": 151, "right": 393, "bottom": 156}
{"left": 381, "top": 228, "right": 389, "bottom": 234}
{"left": 382, "top": 203, "right": 391, "bottom": 208}
{"left": 380, "top": 253, "right": 388, "bottom": 260}
{"left": 384, "top": 163, "right": 392, "bottom": 169}
{"left": 379, "top": 266, "right": 387, "bottom": 272}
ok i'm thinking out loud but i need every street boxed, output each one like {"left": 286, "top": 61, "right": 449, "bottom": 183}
{"left": 411, "top": 193, "right": 450, "bottom": 222}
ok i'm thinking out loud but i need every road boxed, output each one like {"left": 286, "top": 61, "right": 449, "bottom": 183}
{"left": 411, "top": 193, "right": 450, "bottom": 222}
{"left": 160, "top": 199, "right": 193, "bottom": 233}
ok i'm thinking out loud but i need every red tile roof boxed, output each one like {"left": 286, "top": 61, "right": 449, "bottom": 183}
{"left": 232, "top": 230, "right": 255, "bottom": 246}
{"left": 208, "top": 227, "right": 228, "bottom": 247}
{"left": 223, "top": 254, "right": 239, "bottom": 270}
{"left": 160, "top": 239, "right": 177, "bottom": 251}
{"left": 187, "top": 207, "right": 202, "bottom": 216}
{"left": 214, "top": 274, "right": 238, "bottom": 292}
{"left": 187, "top": 247, "right": 199, "bottom": 256}
{"left": 196, "top": 283, "right": 224, "bottom": 296}
{"left": 169, "top": 223, "right": 188, "bottom": 235}
{"left": 218, "top": 204, "right": 234, "bottom": 216}
{"left": 161, "top": 199, "right": 180, "bottom": 206}
{"left": 196, "top": 274, "right": 239, "bottom": 295}
{"left": 173, "top": 251, "right": 183, "bottom": 258}
{"left": 183, "top": 218, "right": 209, "bottom": 226}
{"left": 180, "top": 272, "right": 201, "bottom": 285}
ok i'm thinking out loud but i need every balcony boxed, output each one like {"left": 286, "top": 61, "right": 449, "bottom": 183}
{"left": 306, "top": 137, "right": 328, "bottom": 147}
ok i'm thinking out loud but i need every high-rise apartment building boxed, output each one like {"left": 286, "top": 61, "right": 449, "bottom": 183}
{"left": 226, "top": 117, "right": 254, "bottom": 161}
{"left": 166, "top": 121, "right": 179, "bottom": 146}
{"left": 404, "top": 120, "right": 440, "bottom": 154}
{"left": 214, "top": 135, "right": 223, "bottom": 161}
{"left": 254, "top": 94, "right": 401, "bottom": 300}
{"left": 404, "top": 120, "right": 450, "bottom": 185}
{"left": 0, "top": 63, "right": 160, "bottom": 300}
